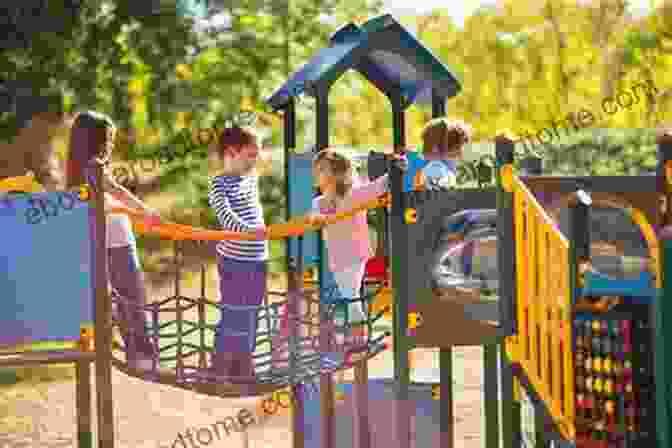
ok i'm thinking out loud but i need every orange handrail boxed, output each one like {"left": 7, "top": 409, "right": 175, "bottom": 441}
{"left": 110, "top": 193, "right": 390, "bottom": 241}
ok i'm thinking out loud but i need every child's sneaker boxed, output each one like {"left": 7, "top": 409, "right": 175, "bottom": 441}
{"left": 233, "top": 355, "right": 257, "bottom": 382}
{"left": 342, "top": 325, "right": 369, "bottom": 365}
{"left": 127, "top": 355, "right": 170, "bottom": 375}
{"left": 209, "top": 353, "right": 237, "bottom": 380}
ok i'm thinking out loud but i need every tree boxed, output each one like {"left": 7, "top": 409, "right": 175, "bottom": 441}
{"left": 0, "top": 1, "right": 207, "bottom": 141}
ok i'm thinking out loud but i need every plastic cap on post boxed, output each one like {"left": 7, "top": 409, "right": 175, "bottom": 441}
{"left": 657, "top": 128, "right": 672, "bottom": 145}
{"left": 500, "top": 164, "right": 515, "bottom": 192}
{"left": 495, "top": 132, "right": 516, "bottom": 165}
{"left": 573, "top": 189, "right": 593, "bottom": 207}
{"left": 404, "top": 208, "right": 417, "bottom": 224}
{"left": 658, "top": 128, "right": 672, "bottom": 183}
{"left": 665, "top": 160, "right": 672, "bottom": 187}
{"left": 570, "top": 189, "right": 592, "bottom": 265}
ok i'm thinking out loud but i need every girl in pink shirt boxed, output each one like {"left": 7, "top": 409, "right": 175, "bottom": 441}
{"left": 308, "top": 149, "right": 407, "bottom": 350}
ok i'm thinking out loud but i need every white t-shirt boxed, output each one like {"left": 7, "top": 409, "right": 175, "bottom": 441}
{"left": 106, "top": 213, "right": 135, "bottom": 248}
{"left": 102, "top": 168, "right": 136, "bottom": 248}
{"left": 421, "top": 160, "right": 457, "bottom": 189}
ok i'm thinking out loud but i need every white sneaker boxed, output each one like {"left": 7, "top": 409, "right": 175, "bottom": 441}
{"left": 348, "top": 303, "right": 367, "bottom": 324}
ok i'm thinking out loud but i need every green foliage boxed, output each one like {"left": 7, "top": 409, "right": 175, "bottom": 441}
{"left": 0, "top": 0, "right": 203, "bottom": 139}
{"left": 626, "top": 30, "right": 659, "bottom": 51}
{"left": 533, "top": 129, "right": 657, "bottom": 176}
{"left": 133, "top": 152, "right": 287, "bottom": 271}
{"left": 147, "top": 154, "right": 286, "bottom": 229}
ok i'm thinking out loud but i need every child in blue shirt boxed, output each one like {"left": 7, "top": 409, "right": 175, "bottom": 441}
{"left": 404, "top": 118, "right": 473, "bottom": 191}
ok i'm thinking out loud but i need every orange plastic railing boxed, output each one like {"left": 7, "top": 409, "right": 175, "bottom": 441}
{"left": 111, "top": 193, "right": 390, "bottom": 239}
{"left": 501, "top": 164, "right": 575, "bottom": 440}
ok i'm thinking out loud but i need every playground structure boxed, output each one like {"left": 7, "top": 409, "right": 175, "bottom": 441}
{"left": 1, "top": 13, "right": 672, "bottom": 448}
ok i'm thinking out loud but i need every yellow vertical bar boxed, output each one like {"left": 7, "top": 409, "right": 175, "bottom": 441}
{"left": 513, "top": 375, "right": 522, "bottom": 402}
{"left": 551, "top": 243, "right": 562, "bottom": 420}
{"left": 514, "top": 187, "right": 528, "bottom": 361}
{"left": 652, "top": 245, "right": 661, "bottom": 289}
{"left": 527, "top": 206, "right": 538, "bottom": 378}
{"left": 561, "top": 245, "right": 574, "bottom": 427}
{"left": 538, "top": 226, "right": 549, "bottom": 400}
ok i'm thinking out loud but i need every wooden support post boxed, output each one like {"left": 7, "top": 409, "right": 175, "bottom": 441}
{"left": 499, "top": 346, "right": 518, "bottom": 448}
{"left": 483, "top": 344, "right": 500, "bottom": 448}
{"left": 390, "top": 86, "right": 411, "bottom": 448}
{"left": 353, "top": 362, "right": 371, "bottom": 448}
{"left": 533, "top": 400, "right": 546, "bottom": 448}
{"left": 289, "top": 264, "right": 305, "bottom": 448}
{"left": 283, "top": 98, "right": 307, "bottom": 448}
{"left": 496, "top": 133, "right": 523, "bottom": 446}
{"left": 291, "top": 382, "right": 305, "bottom": 448}
{"left": 315, "top": 84, "right": 336, "bottom": 448}
{"left": 75, "top": 360, "right": 93, "bottom": 448}
{"left": 439, "top": 348, "right": 454, "bottom": 448}
{"left": 91, "top": 160, "right": 115, "bottom": 448}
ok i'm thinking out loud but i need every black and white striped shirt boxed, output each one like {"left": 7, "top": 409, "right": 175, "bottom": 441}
{"left": 208, "top": 175, "right": 268, "bottom": 261}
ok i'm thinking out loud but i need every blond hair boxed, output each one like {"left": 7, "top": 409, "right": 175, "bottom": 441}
{"left": 312, "top": 149, "right": 353, "bottom": 199}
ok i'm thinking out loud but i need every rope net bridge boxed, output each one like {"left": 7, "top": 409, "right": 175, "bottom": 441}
{"left": 107, "top": 197, "right": 390, "bottom": 398}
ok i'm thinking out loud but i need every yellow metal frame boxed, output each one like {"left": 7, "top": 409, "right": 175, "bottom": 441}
{"left": 0, "top": 173, "right": 45, "bottom": 193}
{"left": 628, "top": 208, "right": 661, "bottom": 288}
{"left": 502, "top": 164, "right": 575, "bottom": 440}
{"left": 547, "top": 194, "right": 661, "bottom": 288}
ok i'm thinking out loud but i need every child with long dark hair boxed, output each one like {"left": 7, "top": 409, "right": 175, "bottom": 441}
{"left": 67, "top": 111, "right": 160, "bottom": 369}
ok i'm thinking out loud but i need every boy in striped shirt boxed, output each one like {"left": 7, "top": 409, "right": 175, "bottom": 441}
{"left": 208, "top": 126, "right": 267, "bottom": 382}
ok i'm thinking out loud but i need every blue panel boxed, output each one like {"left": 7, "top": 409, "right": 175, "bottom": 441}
{"left": 287, "top": 153, "right": 319, "bottom": 267}
{"left": 581, "top": 271, "right": 657, "bottom": 303}
{"left": 0, "top": 191, "right": 94, "bottom": 347}
{"left": 403, "top": 150, "right": 428, "bottom": 192}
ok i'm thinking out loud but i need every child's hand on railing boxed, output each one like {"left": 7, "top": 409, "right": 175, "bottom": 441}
{"left": 388, "top": 153, "right": 409, "bottom": 172}
{"left": 143, "top": 209, "right": 162, "bottom": 229}
{"left": 307, "top": 213, "right": 328, "bottom": 227}
{"left": 253, "top": 225, "right": 268, "bottom": 240}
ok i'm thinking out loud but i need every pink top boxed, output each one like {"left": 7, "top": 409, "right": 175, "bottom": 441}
{"left": 312, "top": 175, "right": 389, "bottom": 272}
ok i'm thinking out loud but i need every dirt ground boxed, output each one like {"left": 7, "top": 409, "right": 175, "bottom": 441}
{"left": 0, "top": 344, "right": 486, "bottom": 448}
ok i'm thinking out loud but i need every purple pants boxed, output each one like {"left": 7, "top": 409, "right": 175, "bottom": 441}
{"left": 108, "top": 244, "right": 157, "bottom": 360}
{"left": 211, "top": 257, "right": 266, "bottom": 377}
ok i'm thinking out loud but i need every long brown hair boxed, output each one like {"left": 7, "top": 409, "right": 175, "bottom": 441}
{"left": 66, "top": 111, "right": 116, "bottom": 188}
{"left": 313, "top": 149, "right": 353, "bottom": 199}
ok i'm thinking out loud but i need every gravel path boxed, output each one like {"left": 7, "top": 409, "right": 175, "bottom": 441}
{"left": 0, "top": 347, "right": 488, "bottom": 448}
